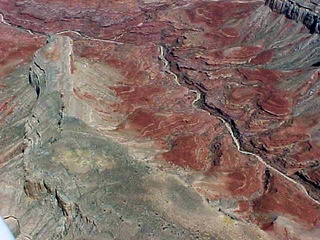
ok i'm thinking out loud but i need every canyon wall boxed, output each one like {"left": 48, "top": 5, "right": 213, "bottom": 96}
{"left": 266, "top": 0, "right": 320, "bottom": 33}
{"left": 0, "top": 1, "right": 319, "bottom": 239}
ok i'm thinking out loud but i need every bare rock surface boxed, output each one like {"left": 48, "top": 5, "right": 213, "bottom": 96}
{"left": 0, "top": 1, "right": 320, "bottom": 239}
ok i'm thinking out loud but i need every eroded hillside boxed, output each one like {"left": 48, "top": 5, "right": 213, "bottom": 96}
{"left": 0, "top": 0, "right": 319, "bottom": 239}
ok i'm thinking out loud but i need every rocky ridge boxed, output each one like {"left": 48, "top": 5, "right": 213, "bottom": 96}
{"left": 0, "top": 0, "right": 320, "bottom": 239}
{"left": 2, "top": 34, "right": 274, "bottom": 240}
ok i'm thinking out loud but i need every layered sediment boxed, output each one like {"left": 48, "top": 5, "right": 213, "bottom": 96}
{"left": 0, "top": 1, "right": 319, "bottom": 239}
{"left": 266, "top": 0, "right": 320, "bottom": 33}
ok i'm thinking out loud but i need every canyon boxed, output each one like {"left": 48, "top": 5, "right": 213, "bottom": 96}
{"left": 0, "top": 0, "right": 319, "bottom": 239}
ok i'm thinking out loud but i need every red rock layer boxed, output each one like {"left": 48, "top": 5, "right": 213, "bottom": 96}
{"left": 0, "top": 24, "right": 45, "bottom": 77}
{"left": 1, "top": 1, "right": 320, "bottom": 239}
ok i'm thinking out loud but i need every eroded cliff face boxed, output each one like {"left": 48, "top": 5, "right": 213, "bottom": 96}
{"left": 266, "top": 0, "right": 320, "bottom": 33}
{"left": 0, "top": 1, "right": 319, "bottom": 240}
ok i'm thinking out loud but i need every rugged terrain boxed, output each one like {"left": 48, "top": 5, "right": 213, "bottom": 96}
{"left": 0, "top": 0, "right": 319, "bottom": 239}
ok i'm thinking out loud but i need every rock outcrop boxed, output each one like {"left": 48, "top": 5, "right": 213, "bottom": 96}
{"left": 266, "top": 0, "right": 320, "bottom": 33}
{"left": 0, "top": 1, "right": 319, "bottom": 239}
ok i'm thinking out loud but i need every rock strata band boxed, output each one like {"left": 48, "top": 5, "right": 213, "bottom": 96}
{"left": 265, "top": 0, "right": 320, "bottom": 33}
